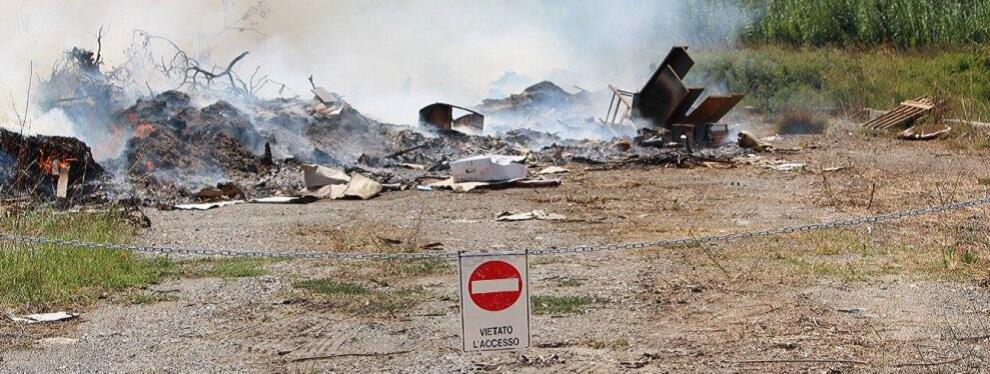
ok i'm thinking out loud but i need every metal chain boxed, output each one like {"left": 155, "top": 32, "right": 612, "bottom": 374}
{"left": 2, "top": 196, "right": 989, "bottom": 260}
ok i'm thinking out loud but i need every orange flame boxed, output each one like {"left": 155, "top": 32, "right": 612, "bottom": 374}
{"left": 134, "top": 123, "right": 157, "bottom": 138}
{"left": 144, "top": 159, "right": 155, "bottom": 171}
{"left": 38, "top": 150, "right": 76, "bottom": 175}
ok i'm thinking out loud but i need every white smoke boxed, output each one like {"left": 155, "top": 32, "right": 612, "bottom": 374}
{"left": 0, "top": 0, "right": 751, "bottom": 134}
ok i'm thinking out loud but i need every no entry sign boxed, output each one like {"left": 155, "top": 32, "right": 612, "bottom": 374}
{"left": 459, "top": 252, "right": 530, "bottom": 352}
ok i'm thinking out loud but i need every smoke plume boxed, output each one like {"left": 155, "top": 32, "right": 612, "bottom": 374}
{"left": 0, "top": 0, "right": 751, "bottom": 137}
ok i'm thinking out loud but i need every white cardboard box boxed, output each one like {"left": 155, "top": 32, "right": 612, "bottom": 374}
{"left": 450, "top": 155, "right": 527, "bottom": 183}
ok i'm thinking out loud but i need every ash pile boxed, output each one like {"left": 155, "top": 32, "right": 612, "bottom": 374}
{"left": 2, "top": 43, "right": 752, "bottom": 209}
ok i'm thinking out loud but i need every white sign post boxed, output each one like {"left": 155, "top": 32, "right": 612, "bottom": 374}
{"left": 459, "top": 251, "right": 530, "bottom": 352}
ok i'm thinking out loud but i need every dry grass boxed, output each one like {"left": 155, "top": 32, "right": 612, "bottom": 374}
{"left": 295, "top": 211, "right": 433, "bottom": 254}
{"left": 774, "top": 107, "right": 828, "bottom": 135}
{"left": 683, "top": 220, "right": 990, "bottom": 284}
{"left": 290, "top": 213, "right": 452, "bottom": 317}
{"left": 293, "top": 278, "right": 426, "bottom": 316}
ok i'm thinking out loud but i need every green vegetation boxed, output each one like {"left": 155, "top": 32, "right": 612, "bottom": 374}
{"left": 0, "top": 210, "right": 175, "bottom": 307}
{"left": 695, "top": 46, "right": 990, "bottom": 121}
{"left": 744, "top": 0, "right": 990, "bottom": 48}
{"left": 181, "top": 258, "right": 273, "bottom": 278}
{"left": 532, "top": 295, "right": 593, "bottom": 315}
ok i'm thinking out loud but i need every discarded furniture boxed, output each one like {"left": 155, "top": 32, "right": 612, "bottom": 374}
{"left": 606, "top": 46, "right": 746, "bottom": 147}
{"left": 419, "top": 103, "right": 485, "bottom": 134}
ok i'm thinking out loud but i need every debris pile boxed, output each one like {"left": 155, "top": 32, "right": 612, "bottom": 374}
{"left": 1, "top": 43, "right": 756, "bottom": 209}
{"left": 478, "top": 81, "right": 631, "bottom": 139}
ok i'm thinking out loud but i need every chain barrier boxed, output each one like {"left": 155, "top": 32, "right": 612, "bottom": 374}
{"left": 2, "top": 196, "right": 989, "bottom": 260}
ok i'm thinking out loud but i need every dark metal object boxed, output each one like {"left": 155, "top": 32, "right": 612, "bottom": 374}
{"left": 633, "top": 65, "right": 689, "bottom": 127}
{"left": 682, "top": 95, "right": 746, "bottom": 126}
{"left": 605, "top": 46, "right": 746, "bottom": 146}
{"left": 419, "top": 103, "right": 485, "bottom": 134}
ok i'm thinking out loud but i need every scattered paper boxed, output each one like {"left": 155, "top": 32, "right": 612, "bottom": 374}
{"left": 173, "top": 200, "right": 244, "bottom": 210}
{"left": 301, "top": 164, "right": 350, "bottom": 189}
{"left": 249, "top": 196, "right": 317, "bottom": 204}
{"left": 343, "top": 173, "right": 383, "bottom": 200}
{"left": 497, "top": 210, "right": 567, "bottom": 222}
{"left": 11, "top": 312, "right": 77, "bottom": 324}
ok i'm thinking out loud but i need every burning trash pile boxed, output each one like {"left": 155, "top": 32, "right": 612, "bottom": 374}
{"left": 1, "top": 44, "right": 752, "bottom": 209}
{"left": 0, "top": 128, "right": 104, "bottom": 202}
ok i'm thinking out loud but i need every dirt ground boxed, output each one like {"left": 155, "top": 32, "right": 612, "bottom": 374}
{"left": 5, "top": 120, "right": 990, "bottom": 373}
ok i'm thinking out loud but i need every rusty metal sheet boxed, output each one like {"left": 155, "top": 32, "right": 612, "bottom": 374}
{"left": 419, "top": 103, "right": 454, "bottom": 131}
{"left": 640, "top": 46, "right": 693, "bottom": 93}
{"left": 633, "top": 65, "right": 688, "bottom": 126}
{"left": 453, "top": 113, "right": 484, "bottom": 132}
{"left": 419, "top": 102, "right": 484, "bottom": 133}
{"left": 682, "top": 94, "right": 745, "bottom": 125}
{"left": 669, "top": 88, "right": 704, "bottom": 125}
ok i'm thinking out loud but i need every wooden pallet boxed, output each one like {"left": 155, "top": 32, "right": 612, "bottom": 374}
{"left": 862, "top": 96, "right": 935, "bottom": 130}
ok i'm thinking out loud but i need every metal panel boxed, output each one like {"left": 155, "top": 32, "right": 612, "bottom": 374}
{"left": 419, "top": 103, "right": 454, "bottom": 131}
{"left": 668, "top": 88, "right": 704, "bottom": 125}
{"left": 633, "top": 65, "right": 689, "bottom": 127}
{"left": 682, "top": 94, "right": 745, "bottom": 125}
{"left": 639, "top": 46, "right": 693, "bottom": 94}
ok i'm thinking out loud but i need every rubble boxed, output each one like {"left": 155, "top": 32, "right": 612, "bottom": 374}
{"left": 2, "top": 43, "right": 758, "bottom": 210}
{"left": 478, "top": 81, "right": 629, "bottom": 139}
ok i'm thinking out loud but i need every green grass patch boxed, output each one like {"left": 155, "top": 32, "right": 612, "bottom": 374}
{"left": 532, "top": 295, "right": 593, "bottom": 315}
{"left": 180, "top": 258, "right": 274, "bottom": 278}
{"left": 0, "top": 209, "right": 176, "bottom": 307}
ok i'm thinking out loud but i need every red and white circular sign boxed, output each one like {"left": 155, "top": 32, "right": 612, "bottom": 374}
{"left": 468, "top": 260, "right": 523, "bottom": 312}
